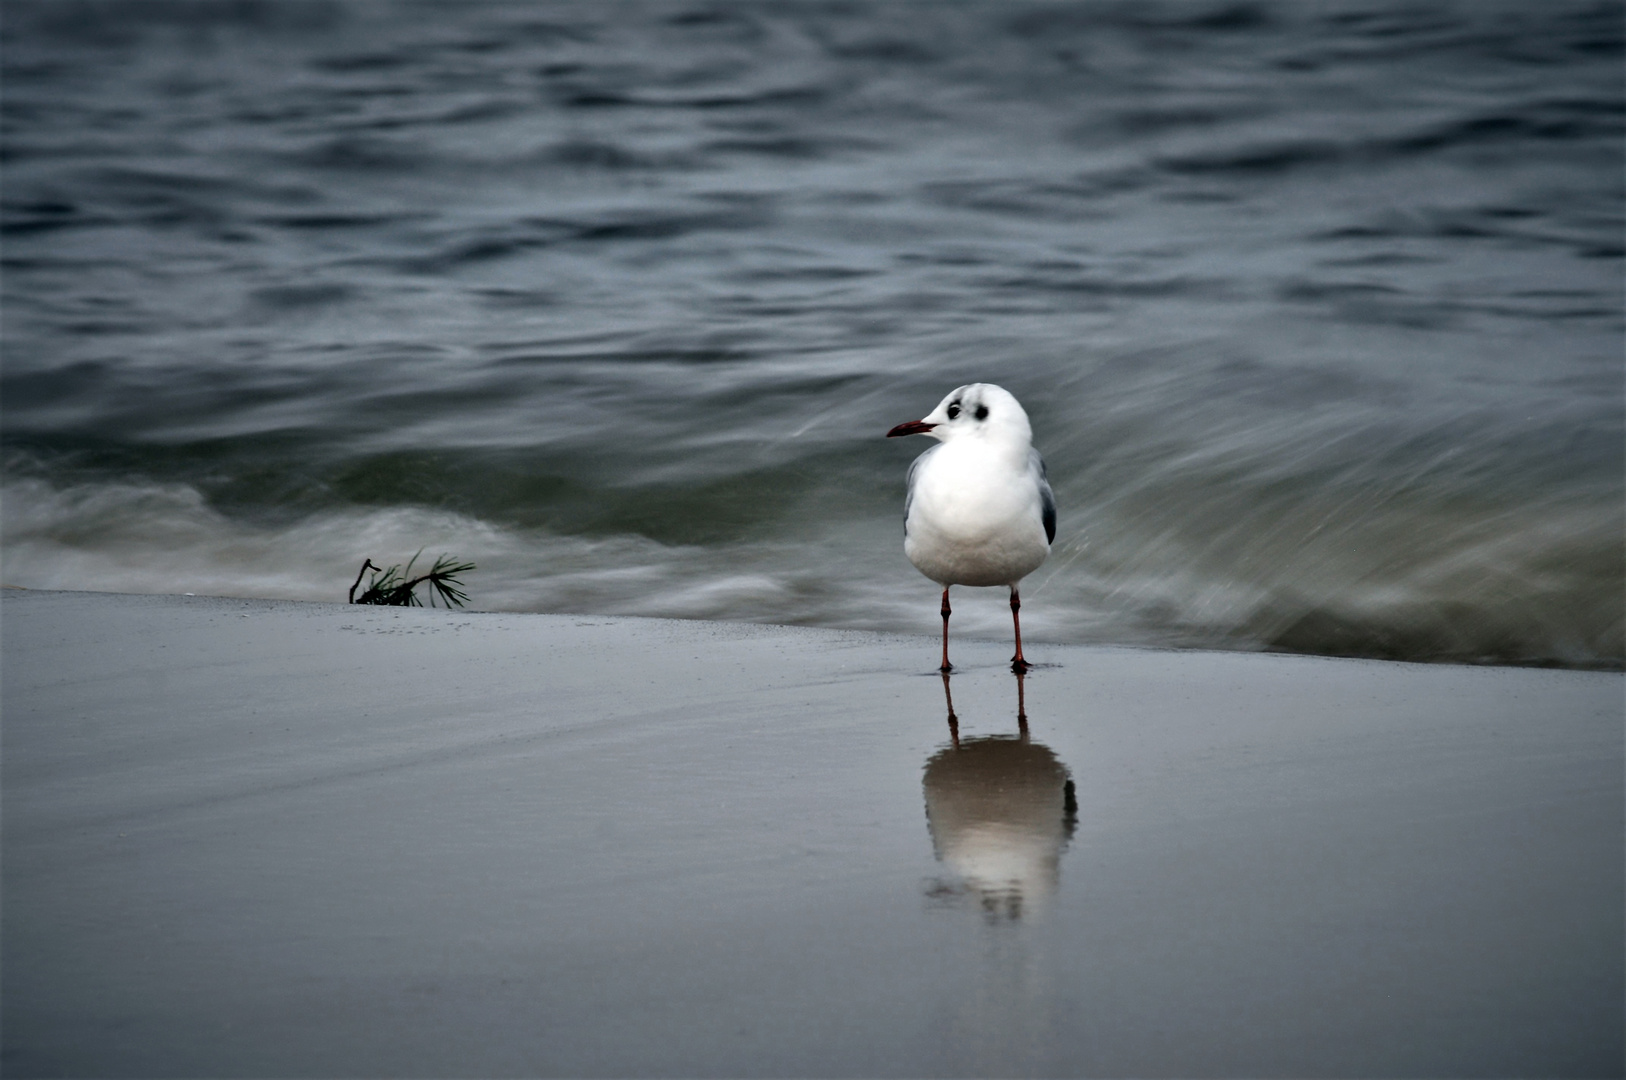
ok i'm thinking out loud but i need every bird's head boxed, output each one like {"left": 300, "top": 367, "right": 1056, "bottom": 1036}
{"left": 886, "top": 383, "right": 1033, "bottom": 447}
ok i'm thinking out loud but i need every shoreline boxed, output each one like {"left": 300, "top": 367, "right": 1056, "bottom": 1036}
{"left": 2, "top": 582, "right": 1618, "bottom": 673}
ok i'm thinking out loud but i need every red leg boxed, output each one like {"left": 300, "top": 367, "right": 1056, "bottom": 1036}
{"left": 939, "top": 586, "right": 953, "bottom": 672}
{"left": 1010, "top": 587, "right": 1031, "bottom": 673}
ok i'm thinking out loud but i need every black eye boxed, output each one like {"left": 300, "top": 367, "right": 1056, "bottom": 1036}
{"left": 974, "top": 404, "right": 989, "bottom": 421}
{"left": 946, "top": 402, "right": 961, "bottom": 420}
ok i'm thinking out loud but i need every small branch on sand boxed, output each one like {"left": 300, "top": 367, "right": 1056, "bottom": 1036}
{"left": 349, "top": 551, "right": 475, "bottom": 608}
{"left": 348, "top": 559, "right": 381, "bottom": 604}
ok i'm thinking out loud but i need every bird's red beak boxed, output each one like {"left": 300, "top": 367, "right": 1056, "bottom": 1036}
{"left": 886, "top": 420, "right": 935, "bottom": 438}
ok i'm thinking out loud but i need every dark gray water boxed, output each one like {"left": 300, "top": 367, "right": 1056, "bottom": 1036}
{"left": 3, "top": 0, "right": 1622, "bottom": 668}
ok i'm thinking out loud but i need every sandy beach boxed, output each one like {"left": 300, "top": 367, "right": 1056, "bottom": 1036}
{"left": 2, "top": 588, "right": 1621, "bottom": 1077}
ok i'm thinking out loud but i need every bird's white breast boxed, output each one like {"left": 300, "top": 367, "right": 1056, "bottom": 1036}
{"left": 904, "top": 441, "right": 1050, "bottom": 587}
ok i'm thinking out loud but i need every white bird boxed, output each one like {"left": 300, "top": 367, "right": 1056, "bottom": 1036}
{"left": 887, "top": 383, "right": 1056, "bottom": 672}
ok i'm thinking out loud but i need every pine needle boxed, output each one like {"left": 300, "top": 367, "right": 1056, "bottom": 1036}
{"left": 349, "top": 551, "right": 475, "bottom": 608}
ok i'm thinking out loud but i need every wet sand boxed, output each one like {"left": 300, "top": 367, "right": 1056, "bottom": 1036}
{"left": 3, "top": 589, "right": 1620, "bottom": 1077}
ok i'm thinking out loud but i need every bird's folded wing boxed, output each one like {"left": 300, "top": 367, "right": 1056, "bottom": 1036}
{"left": 1032, "top": 448, "right": 1057, "bottom": 545}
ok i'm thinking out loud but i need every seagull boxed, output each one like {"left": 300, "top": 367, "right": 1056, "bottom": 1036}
{"left": 887, "top": 383, "right": 1056, "bottom": 673}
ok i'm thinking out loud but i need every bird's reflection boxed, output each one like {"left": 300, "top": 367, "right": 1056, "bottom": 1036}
{"left": 923, "top": 672, "right": 1077, "bottom": 922}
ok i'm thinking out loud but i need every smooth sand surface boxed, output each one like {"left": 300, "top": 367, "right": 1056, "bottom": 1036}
{"left": 3, "top": 589, "right": 1621, "bottom": 1077}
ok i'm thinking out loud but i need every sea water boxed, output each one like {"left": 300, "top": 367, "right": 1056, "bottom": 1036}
{"left": 3, "top": 0, "right": 1621, "bottom": 667}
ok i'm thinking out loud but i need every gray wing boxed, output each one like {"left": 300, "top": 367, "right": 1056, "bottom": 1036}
{"left": 1032, "top": 448, "right": 1057, "bottom": 545}
{"left": 903, "top": 444, "right": 940, "bottom": 536}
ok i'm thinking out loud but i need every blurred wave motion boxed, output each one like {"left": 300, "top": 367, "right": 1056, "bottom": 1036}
{"left": 3, "top": 0, "right": 1620, "bottom": 668}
